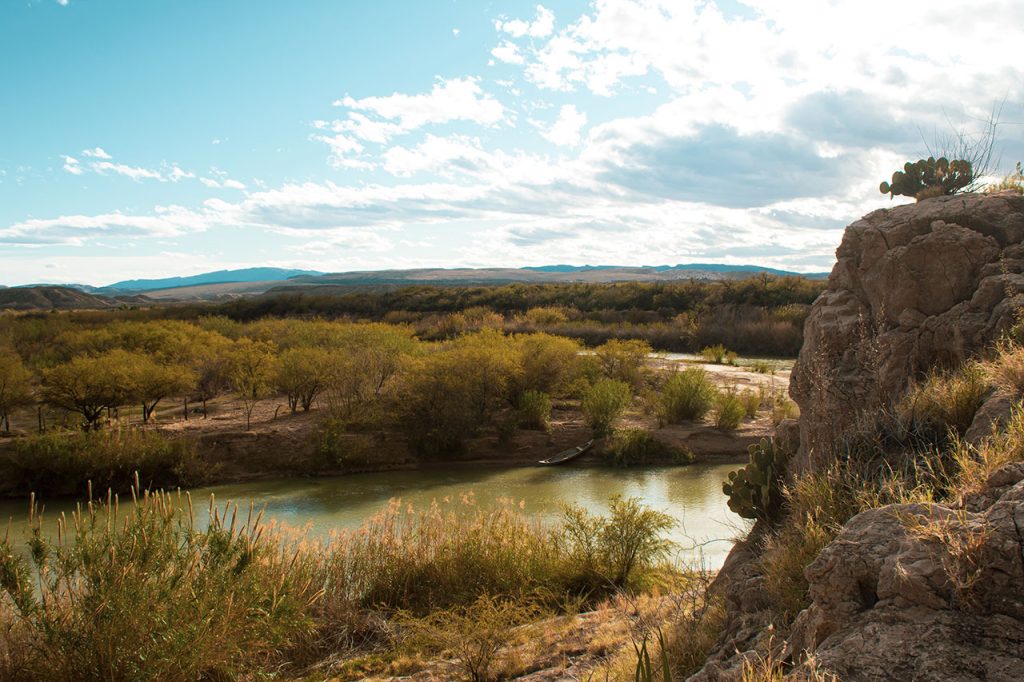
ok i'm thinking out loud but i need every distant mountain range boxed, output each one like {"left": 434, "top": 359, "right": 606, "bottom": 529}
{"left": 1, "top": 264, "right": 829, "bottom": 310}
{"left": 102, "top": 267, "right": 323, "bottom": 292}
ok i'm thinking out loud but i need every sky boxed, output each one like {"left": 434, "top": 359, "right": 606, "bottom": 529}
{"left": 1, "top": 0, "right": 1023, "bottom": 286}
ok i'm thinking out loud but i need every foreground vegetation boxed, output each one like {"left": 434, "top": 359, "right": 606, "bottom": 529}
{"left": 0, "top": 489, "right": 678, "bottom": 681}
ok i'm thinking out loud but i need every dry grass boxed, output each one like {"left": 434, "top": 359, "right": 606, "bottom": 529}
{"left": 898, "top": 362, "right": 988, "bottom": 437}
{"left": 902, "top": 507, "right": 991, "bottom": 609}
{"left": 982, "top": 340, "right": 1024, "bottom": 398}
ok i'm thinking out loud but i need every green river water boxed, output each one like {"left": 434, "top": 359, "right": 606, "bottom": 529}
{"left": 0, "top": 463, "right": 746, "bottom": 567}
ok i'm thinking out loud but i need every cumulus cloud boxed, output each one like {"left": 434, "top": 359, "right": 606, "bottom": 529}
{"left": 495, "top": 5, "right": 555, "bottom": 38}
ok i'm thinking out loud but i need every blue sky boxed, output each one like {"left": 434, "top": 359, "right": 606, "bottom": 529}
{"left": 2, "top": 0, "right": 1022, "bottom": 286}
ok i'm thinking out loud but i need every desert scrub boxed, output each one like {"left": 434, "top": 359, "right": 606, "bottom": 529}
{"left": 604, "top": 428, "right": 694, "bottom": 467}
{"left": 712, "top": 390, "right": 746, "bottom": 430}
{"left": 516, "top": 390, "right": 551, "bottom": 430}
{"left": 0, "top": 488, "right": 322, "bottom": 682}
{"left": 0, "top": 427, "right": 202, "bottom": 497}
{"left": 770, "top": 391, "right": 799, "bottom": 425}
{"left": 581, "top": 379, "right": 632, "bottom": 437}
{"left": 660, "top": 368, "right": 716, "bottom": 423}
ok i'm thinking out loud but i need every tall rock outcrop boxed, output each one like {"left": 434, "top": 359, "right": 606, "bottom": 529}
{"left": 691, "top": 192, "right": 1024, "bottom": 682}
{"left": 790, "top": 192, "right": 1024, "bottom": 472}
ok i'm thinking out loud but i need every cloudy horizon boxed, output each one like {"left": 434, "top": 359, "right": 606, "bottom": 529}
{"left": 2, "top": 0, "right": 1022, "bottom": 286}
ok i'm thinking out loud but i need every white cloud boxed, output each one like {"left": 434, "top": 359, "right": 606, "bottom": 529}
{"left": 315, "top": 77, "right": 507, "bottom": 166}
{"left": 168, "top": 166, "right": 195, "bottom": 182}
{"left": 491, "top": 41, "right": 525, "bottom": 65}
{"left": 91, "top": 161, "right": 163, "bottom": 182}
{"left": 57, "top": 0, "right": 69, "bottom": 6}
{"left": 452, "top": 28, "right": 460, "bottom": 37}
{"left": 62, "top": 155, "right": 83, "bottom": 175}
{"left": 495, "top": 5, "right": 555, "bottom": 38}
{"left": 539, "top": 104, "right": 587, "bottom": 146}
{"left": 81, "top": 147, "right": 112, "bottom": 159}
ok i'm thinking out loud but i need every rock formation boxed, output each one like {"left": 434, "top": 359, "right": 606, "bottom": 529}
{"left": 692, "top": 192, "right": 1024, "bottom": 681}
{"left": 790, "top": 191, "right": 1024, "bottom": 472}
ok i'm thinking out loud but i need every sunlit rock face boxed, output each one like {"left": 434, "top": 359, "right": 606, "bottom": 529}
{"left": 790, "top": 191, "right": 1024, "bottom": 473}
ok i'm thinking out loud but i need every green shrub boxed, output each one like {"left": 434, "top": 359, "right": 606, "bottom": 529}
{"left": 558, "top": 496, "right": 675, "bottom": 593}
{"left": 604, "top": 428, "right": 693, "bottom": 467}
{"left": 0, "top": 428, "right": 202, "bottom": 497}
{"left": 660, "top": 368, "right": 716, "bottom": 423}
{"left": 722, "top": 438, "right": 791, "bottom": 520}
{"left": 516, "top": 390, "right": 551, "bottom": 430}
{"left": 699, "top": 345, "right": 728, "bottom": 364}
{"left": 712, "top": 391, "right": 745, "bottom": 431}
{"left": 581, "top": 379, "right": 632, "bottom": 437}
{"left": 749, "top": 359, "right": 775, "bottom": 374}
{"left": 594, "top": 339, "right": 652, "bottom": 387}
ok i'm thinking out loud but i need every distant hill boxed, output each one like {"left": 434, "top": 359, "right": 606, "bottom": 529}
{"left": 103, "top": 268, "right": 323, "bottom": 292}
{"left": 0, "top": 286, "right": 135, "bottom": 311}
{"left": 4, "top": 264, "right": 829, "bottom": 304}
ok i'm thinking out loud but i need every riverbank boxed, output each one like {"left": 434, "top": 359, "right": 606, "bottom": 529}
{"left": 0, "top": 354, "right": 785, "bottom": 499}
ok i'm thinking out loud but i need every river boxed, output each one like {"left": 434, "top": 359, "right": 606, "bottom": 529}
{"left": 0, "top": 463, "right": 747, "bottom": 568}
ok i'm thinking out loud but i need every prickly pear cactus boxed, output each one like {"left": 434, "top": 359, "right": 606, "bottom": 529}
{"left": 722, "top": 438, "right": 790, "bottom": 520}
{"left": 880, "top": 156, "right": 973, "bottom": 201}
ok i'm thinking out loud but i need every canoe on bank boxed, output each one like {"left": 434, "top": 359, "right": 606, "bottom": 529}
{"left": 538, "top": 439, "right": 594, "bottom": 466}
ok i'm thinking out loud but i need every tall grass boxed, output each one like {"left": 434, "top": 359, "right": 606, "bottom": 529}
{"left": 0, "top": 485, "right": 683, "bottom": 680}
{"left": 0, "top": 486, "right": 321, "bottom": 681}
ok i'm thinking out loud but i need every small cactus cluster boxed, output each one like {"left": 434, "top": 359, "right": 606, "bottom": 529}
{"left": 879, "top": 156, "right": 973, "bottom": 201}
{"left": 722, "top": 438, "right": 789, "bottom": 520}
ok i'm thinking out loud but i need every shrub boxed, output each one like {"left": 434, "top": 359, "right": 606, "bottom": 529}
{"left": 558, "top": 496, "right": 675, "bottom": 593}
{"left": 604, "top": 428, "right": 693, "bottom": 467}
{"left": 0, "top": 428, "right": 202, "bottom": 497}
{"left": 594, "top": 339, "right": 652, "bottom": 387}
{"left": 699, "top": 344, "right": 728, "bottom": 364}
{"left": 660, "top": 368, "right": 716, "bottom": 423}
{"left": 712, "top": 391, "right": 746, "bottom": 431}
{"left": 722, "top": 439, "right": 791, "bottom": 520}
{"left": 581, "top": 379, "right": 632, "bottom": 437}
{"left": 749, "top": 359, "right": 775, "bottom": 374}
{"left": 516, "top": 390, "right": 551, "bottom": 430}
{"left": 740, "top": 389, "right": 762, "bottom": 419}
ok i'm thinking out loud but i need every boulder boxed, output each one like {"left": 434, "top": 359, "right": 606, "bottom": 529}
{"left": 782, "top": 469, "right": 1024, "bottom": 681}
